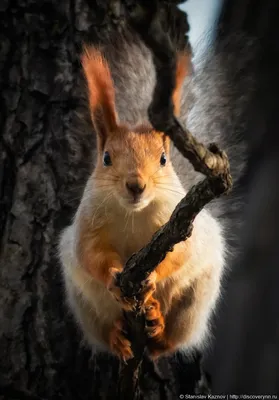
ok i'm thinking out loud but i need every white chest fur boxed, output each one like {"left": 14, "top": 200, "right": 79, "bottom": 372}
{"left": 106, "top": 199, "right": 179, "bottom": 263}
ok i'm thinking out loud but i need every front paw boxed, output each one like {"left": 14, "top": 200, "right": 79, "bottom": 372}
{"left": 108, "top": 269, "right": 157, "bottom": 312}
{"left": 137, "top": 271, "right": 157, "bottom": 310}
{"left": 144, "top": 297, "right": 175, "bottom": 359}
{"left": 107, "top": 268, "right": 137, "bottom": 311}
{"left": 144, "top": 297, "right": 165, "bottom": 338}
{"left": 109, "top": 318, "right": 134, "bottom": 362}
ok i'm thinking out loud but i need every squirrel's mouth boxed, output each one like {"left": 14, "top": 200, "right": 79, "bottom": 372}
{"left": 121, "top": 196, "right": 151, "bottom": 211}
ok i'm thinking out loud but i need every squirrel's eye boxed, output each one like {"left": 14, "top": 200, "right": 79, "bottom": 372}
{"left": 103, "top": 151, "right": 112, "bottom": 166}
{"left": 160, "top": 152, "right": 167, "bottom": 166}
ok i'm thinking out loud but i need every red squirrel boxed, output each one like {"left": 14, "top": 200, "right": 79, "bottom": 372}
{"left": 58, "top": 31, "right": 247, "bottom": 361}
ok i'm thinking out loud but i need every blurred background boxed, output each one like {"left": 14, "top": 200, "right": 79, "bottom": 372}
{"left": 180, "top": 0, "right": 222, "bottom": 60}
{"left": 182, "top": 0, "right": 279, "bottom": 394}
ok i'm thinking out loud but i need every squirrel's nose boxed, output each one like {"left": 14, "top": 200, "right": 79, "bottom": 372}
{"left": 126, "top": 181, "right": 146, "bottom": 196}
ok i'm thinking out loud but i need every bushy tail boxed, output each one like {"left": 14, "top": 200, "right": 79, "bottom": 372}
{"left": 174, "top": 34, "right": 257, "bottom": 254}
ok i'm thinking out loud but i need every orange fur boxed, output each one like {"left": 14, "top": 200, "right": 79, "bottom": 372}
{"left": 145, "top": 297, "right": 165, "bottom": 337}
{"left": 155, "top": 241, "right": 191, "bottom": 282}
{"left": 109, "top": 319, "right": 133, "bottom": 361}
{"left": 144, "top": 296, "right": 173, "bottom": 358}
{"left": 172, "top": 52, "right": 191, "bottom": 116}
{"left": 76, "top": 223, "right": 123, "bottom": 287}
{"left": 81, "top": 47, "right": 118, "bottom": 147}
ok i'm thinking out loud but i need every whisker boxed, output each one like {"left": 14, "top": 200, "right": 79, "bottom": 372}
{"left": 104, "top": 193, "right": 112, "bottom": 220}
{"left": 91, "top": 191, "right": 113, "bottom": 226}
{"left": 152, "top": 175, "right": 173, "bottom": 181}
{"left": 63, "top": 196, "right": 83, "bottom": 205}
{"left": 154, "top": 180, "right": 183, "bottom": 188}
{"left": 123, "top": 209, "right": 132, "bottom": 234}
{"left": 156, "top": 185, "right": 184, "bottom": 194}
{"left": 93, "top": 177, "right": 119, "bottom": 182}
{"left": 150, "top": 166, "right": 164, "bottom": 178}
{"left": 95, "top": 184, "right": 119, "bottom": 189}
{"left": 155, "top": 185, "right": 185, "bottom": 196}
{"left": 67, "top": 184, "right": 88, "bottom": 192}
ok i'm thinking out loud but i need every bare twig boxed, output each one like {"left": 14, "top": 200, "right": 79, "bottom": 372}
{"left": 115, "top": 0, "right": 233, "bottom": 398}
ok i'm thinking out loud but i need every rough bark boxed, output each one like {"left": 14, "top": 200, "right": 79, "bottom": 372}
{"left": 0, "top": 1, "right": 208, "bottom": 399}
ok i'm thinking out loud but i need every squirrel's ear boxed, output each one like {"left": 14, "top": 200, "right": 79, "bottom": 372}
{"left": 81, "top": 46, "right": 118, "bottom": 147}
{"left": 172, "top": 52, "right": 192, "bottom": 117}
{"left": 163, "top": 134, "right": 170, "bottom": 154}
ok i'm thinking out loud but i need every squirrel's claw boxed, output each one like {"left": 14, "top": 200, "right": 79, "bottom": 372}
{"left": 137, "top": 271, "right": 157, "bottom": 310}
{"left": 108, "top": 270, "right": 158, "bottom": 312}
{"left": 144, "top": 297, "right": 165, "bottom": 338}
{"left": 109, "top": 319, "right": 134, "bottom": 361}
{"left": 108, "top": 268, "right": 137, "bottom": 311}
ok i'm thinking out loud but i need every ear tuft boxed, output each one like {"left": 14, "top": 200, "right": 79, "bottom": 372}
{"left": 172, "top": 52, "right": 192, "bottom": 117}
{"left": 81, "top": 46, "right": 118, "bottom": 145}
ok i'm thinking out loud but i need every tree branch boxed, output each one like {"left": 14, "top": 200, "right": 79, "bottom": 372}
{"left": 115, "top": 1, "right": 233, "bottom": 398}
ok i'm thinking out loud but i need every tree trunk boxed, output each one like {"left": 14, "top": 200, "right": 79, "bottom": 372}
{"left": 0, "top": 1, "right": 206, "bottom": 399}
